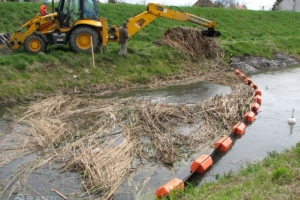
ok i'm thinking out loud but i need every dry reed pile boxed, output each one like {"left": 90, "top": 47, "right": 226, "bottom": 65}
{"left": 2, "top": 73, "right": 254, "bottom": 199}
{"left": 154, "top": 26, "right": 223, "bottom": 59}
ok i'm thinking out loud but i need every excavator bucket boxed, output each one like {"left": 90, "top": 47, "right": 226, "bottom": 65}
{"left": 0, "top": 33, "right": 12, "bottom": 54}
{"left": 201, "top": 29, "right": 221, "bottom": 38}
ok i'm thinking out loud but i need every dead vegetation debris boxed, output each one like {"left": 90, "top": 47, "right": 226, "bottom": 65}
{"left": 154, "top": 26, "right": 223, "bottom": 59}
{"left": 0, "top": 72, "right": 255, "bottom": 199}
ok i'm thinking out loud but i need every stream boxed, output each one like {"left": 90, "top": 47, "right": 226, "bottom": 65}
{"left": 114, "top": 65, "right": 300, "bottom": 199}
{"left": 0, "top": 65, "right": 299, "bottom": 199}
{"left": 188, "top": 65, "right": 300, "bottom": 185}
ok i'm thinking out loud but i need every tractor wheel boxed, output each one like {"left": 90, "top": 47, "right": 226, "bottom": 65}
{"left": 69, "top": 26, "right": 99, "bottom": 53}
{"left": 24, "top": 35, "right": 47, "bottom": 54}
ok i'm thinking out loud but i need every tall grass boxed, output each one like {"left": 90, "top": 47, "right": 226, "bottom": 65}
{"left": 0, "top": 2, "right": 300, "bottom": 101}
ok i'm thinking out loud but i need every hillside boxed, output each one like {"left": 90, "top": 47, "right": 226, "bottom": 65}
{"left": 0, "top": 2, "right": 300, "bottom": 101}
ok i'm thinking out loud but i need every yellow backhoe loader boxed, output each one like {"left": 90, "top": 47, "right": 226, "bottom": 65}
{"left": 0, "top": 1, "right": 221, "bottom": 54}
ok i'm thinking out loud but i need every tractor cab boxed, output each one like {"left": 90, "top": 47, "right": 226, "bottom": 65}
{"left": 56, "top": 0, "right": 100, "bottom": 28}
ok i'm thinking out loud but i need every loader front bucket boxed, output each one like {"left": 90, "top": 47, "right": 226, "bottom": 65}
{"left": 201, "top": 28, "right": 221, "bottom": 38}
{"left": 0, "top": 33, "right": 12, "bottom": 54}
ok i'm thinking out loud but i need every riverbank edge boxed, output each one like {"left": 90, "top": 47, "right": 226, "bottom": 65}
{"left": 1, "top": 53, "right": 298, "bottom": 105}
{"left": 177, "top": 142, "right": 300, "bottom": 199}
{"left": 232, "top": 53, "right": 299, "bottom": 72}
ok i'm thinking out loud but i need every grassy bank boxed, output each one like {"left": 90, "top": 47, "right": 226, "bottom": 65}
{"left": 172, "top": 142, "right": 300, "bottom": 199}
{"left": 1, "top": 2, "right": 300, "bottom": 101}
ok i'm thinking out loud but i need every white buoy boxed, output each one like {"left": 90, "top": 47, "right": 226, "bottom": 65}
{"left": 288, "top": 109, "right": 296, "bottom": 124}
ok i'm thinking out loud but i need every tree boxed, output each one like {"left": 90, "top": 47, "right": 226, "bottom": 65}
{"left": 272, "top": 0, "right": 283, "bottom": 10}
{"left": 212, "top": 0, "right": 235, "bottom": 8}
{"left": 193, "top": 0, "right": 236, "bottom": 8}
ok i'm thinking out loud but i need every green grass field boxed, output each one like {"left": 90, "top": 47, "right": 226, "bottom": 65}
{"left": 1, "top": 2, "right": 300, "bottom": 101}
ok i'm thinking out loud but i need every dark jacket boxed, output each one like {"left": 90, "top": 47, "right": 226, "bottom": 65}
{"left": 119, "top": 27, "right": 129, "bottom": 44}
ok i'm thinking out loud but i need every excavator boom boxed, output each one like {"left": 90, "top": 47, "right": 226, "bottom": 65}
{"left": 125, "top": 3, "right": 221, "bottom": 40}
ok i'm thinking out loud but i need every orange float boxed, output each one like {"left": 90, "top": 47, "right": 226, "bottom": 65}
{"left": 214, "top": 136, "right": 233, "bottom": 152}
{"left": 244, "top": 77, "right": 252, "bottom": 84}
{"left": 253, "top": 95, "right": 262, "bottom": 105}
{"left": 250, "top": 83, "right": 258, "bottom": 89}
{"left": 251, "top": 102, "right": 260, "bottom": 112}
{"left": 239, "top": 73, "right": 246, "bottom": 78}
{"left": 254, "top": 89, "right": 262, "bottom": 96}
{"left": 231, "top": 122, "right": 246, "bottom": 135}
{"left": 243, "top": 111, "right": 255, "bottom": 122}
{"left": 156, "top": 178, "right": 184, "bottom": 198}
{"left": 190, "top": 155, "right": 213, "bottom": 173}
{"left": 234, "top": 69, "right": 242, "bottom": 75}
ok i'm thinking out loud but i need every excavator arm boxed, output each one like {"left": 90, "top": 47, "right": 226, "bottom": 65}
{"left": 125, "top": 3, "right": 220, "bottom": 40}
{"left": 104, "top": 3, "right": 220, "bottom": 46}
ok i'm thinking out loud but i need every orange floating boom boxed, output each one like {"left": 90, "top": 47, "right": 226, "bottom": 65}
{"left": 250, "top": 83, "right": 258, "bottom": 89}
{"left": 234, "top": 69, "right": 242, "bottom": 75}
{"left": 244, "top": 77, "right": 252, "bottom": 84}
{"left": 253, "top": 95, "right": 262, "bottom": 105}
{"left": 243, "top": 111, "right": 255, "bottom": 122}
{"left": 240, "top": 73, "right": 247, "bottom": 78}
{"left": 190, "top": 154, "right": 213, "bottom": 173}
{"left": 214, "top": 136, "right": 233, "bottom": 152}
{"left": 254, "top": 89, "right": 262, "bottom": 96}
{"left": 232, "top": 122, "right": 246, "bottom": 135}
{"left": 156, "top": 178, "right": 184, "bottom": 198}
{"left": 251, "top": 102, "right": 260, "bottom": 112}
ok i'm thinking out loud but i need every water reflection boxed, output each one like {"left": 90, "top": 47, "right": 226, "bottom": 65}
{"left": 99, "top": 81, "right": 231, "bottom": 104}
{"left": 289, "top": 124, "right": 295, "bottom": 134}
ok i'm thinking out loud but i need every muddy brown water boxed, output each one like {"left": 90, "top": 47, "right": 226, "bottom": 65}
{"left": 0, "top": 66, "right": 300, "bottom": 199}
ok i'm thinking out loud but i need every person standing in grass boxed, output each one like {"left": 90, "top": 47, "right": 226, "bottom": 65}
{"left": 40, "top": 1, "right": 49, "bottom": 16}
{"left": 118, "top": 22, "right": 129, "bottom": 57}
